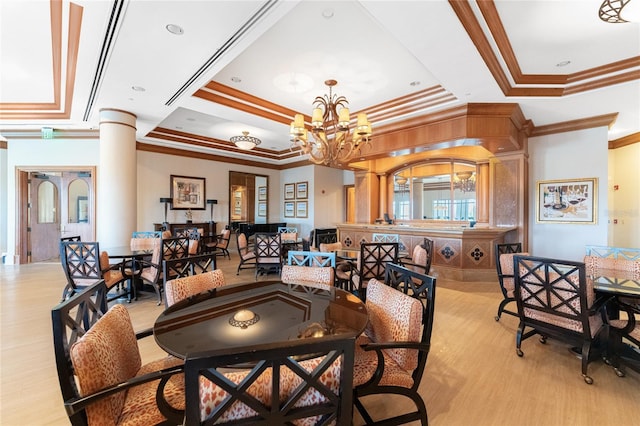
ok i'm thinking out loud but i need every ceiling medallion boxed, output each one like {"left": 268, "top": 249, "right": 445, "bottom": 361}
{"left": 231, "top": 131, "right": 261, "bottom": 150}
{"left": 289, "top": 79, "right": 372, "bottom": 167}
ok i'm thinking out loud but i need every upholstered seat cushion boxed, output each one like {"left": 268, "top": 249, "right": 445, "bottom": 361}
{"left": 165, "top": 269, "right": 226, "bottom": 307}
{"left": 353, "top": 278, "right": 422, "bottom": 388}
{"left": 100, "top": 251, "right": 125, "bottom": 289}
{"left": 499, "top": 252, "right": 528, "bottom": 297}
{"left": 70, "top": 304, "right": 184, "bottom": 425}
{"left": 198, "top": 356, "right": 341, "bottom": 425}
{"left": 281, "top": 265, "right": 334, "bottom": 290}
{"left": 519, "top": 266, "right": 603, "bottom": 337}
{"left": 584, "top": 256, "right": 640, "bottom": 279}
{"left": 319, "top": 242, "right": 342, "bottom": 252}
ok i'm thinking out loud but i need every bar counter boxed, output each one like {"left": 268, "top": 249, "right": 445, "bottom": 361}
{"left": 336, "top": 223, "right": 518, "bottom": 282}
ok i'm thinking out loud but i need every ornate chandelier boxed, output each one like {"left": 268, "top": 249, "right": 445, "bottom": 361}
{"left": 289, "top": 79, "right": 372, "bottom": 166}
{"left": 453, "top": 171, "right": 476, "bottom": 192}
{"left": 231, "top": 131, "right": 261, "bottom": 150}
{"left": 599, "top": 0, "right": 633, "bottom": 23}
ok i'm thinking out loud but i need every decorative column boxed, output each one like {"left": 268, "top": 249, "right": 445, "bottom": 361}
{"left": 378, "top": 173, "right": 387, "bottom": 220}
{"left": 97, "top": 109, "right": 137, "bottom": 247}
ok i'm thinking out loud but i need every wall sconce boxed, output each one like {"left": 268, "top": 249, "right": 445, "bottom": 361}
{"left": 229, "top": 309, "right": 260, "bottom": 329}
{"left": 159, "top": 197, "right": 172, "bottom": 225}
{"left": 206, "top": 199, "right": 218, "bottom": 223}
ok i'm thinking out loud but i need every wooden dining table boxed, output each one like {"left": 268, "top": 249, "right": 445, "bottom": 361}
{"left": 153, "top": 280, "right": 368, "bottom": 359}
{"left": 103, "top": 245, "right": 154, "bottom": 301}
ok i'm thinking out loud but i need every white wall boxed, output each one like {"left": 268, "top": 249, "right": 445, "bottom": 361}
{"left": 6, "top": 138, "right": 100, "bottom": 262}
{"left": 608, "top": 143, "right": 640, "bottom": 248}
{"left": 528, "top": 127, "right": 609, "bottom": 261}
{"left": 137, "top": 151, "right": 281, "bottom": 231}
{"left": 1, "top": 145, "right": 8, "bottom": 258}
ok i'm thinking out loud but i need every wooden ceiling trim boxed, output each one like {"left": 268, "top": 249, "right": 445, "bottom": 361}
{"left": 567, "top": 56, "right": 640, "bottom": 83}
{"left": 148, "top": 129, "right": 283, "bottom": 160}
{"left": 368, "top": 93, "right": 458, "bottom": 124}
{"left": 449, "top": 0, "right": 512, "bottom": 95}
{"left": 476, "top": 0, "right": 567, "bottom": 85}
{"left": 608, "top": 132, "right": 639, "bottom": 149}
{"left": 193, "top": 88, "right": 296, "bottom": 126}
{"left": 364, "top": 86, "right": 448, "bottom": 114}
{"left": 137, "top": 142, "right": 281, "bottom": 170}
{"left": 563, "top": 70, "right": 640, "bottom": 95}
{"left": 0, "top": 0, "right": 82, "bottom": 119}
{"left": 205, "top": 81, "right": 301, "bottom": 119}
{"left": 531, "top": 113, "right": 619, "bottom": 137}
{"left": 453, "top": 0, "right": 639, "bottom": 98}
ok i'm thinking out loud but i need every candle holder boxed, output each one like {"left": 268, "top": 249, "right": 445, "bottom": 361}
{"left": 159, "top": 197, "right": 172, "bottom": 227}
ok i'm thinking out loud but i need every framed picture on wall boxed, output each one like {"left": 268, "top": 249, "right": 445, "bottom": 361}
{"left": 258, "top": 186, "right": 267, "bottom": 201}
{"left": 295, "top": 181, "right": 308, "bottom": 199}
{"left": 258, "top": 201, "right": 267, "bottom": 217}
{"left": 536, "top": 178, "right": 597, "bottom": 224}
{"left": 284, "top": 183, "right": 295, "bottom": 200}
{"left": 284, "top": 201, "right": 295, "bottom": 217}
{"left": 170, "top": 175, "right": 206, "bottom": 210}
{"left": 296, "top": 201, "right": 308, "bottom": 218}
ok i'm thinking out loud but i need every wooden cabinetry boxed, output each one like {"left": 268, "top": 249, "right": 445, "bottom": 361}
{"left": 154, "top": 222, "right": 216, "bottom": 236}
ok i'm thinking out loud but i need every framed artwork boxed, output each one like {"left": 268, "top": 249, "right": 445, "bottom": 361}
{"left": 258, "top": 201, "right": 267, "bottom": 217}
{"left": 284, "top": 183, "right": 295, "bottom": 200}
{"left": 170, "top": 175, "right": 206, "bottom": 210}
{"left": 296, "top": 201, "right": 308, "bottom": 218}
{"left": 284, "top": 201, "right": 295, "bottom": 218}
{"left": 296, "top": 181, "right": 308, "bottom": 199}
{"left": 536, "top": 178, "right": 597, "bottom": 224}
{"left": 258, "top": 186, "right": 267, "bottom": 201}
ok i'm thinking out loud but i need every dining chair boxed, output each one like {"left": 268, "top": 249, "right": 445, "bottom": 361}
{"left": 183, "top": 335, "right": 355, "bottom": 426}
{"left": 60, "top": 235, "right": 82, "bottom": 242}
{"left": 399, "top": 237, "right": 434, "bottom": 276}
{"left": 174, "top": 227, "right": 202, "bottom": 255}
{"left": 165, "top": 269, "right": 227, "bottom": 307}
{"left": 213, "top": 228, "right": 231, "bottom": 259}
{"left": 338, "top": 242, "right": 399, "bottom": 300}
{"left": 235, "top": 230, "right": 256, "bottom": 275}
{"left": 287, "top": 250, "right": 336, "bottom": 267}
{"left": 494, "top": 242, "right": 526, "bottom": 321}
{"left": 513, "top": 255, "right": 608, "bottom": 384}
{"left": 606, "top": 299, "right": 640, "bottom": 377}
{"left": 52, "top": 280, "right": 185, "bottom": 426}
{"left": 372, "top": 233, "right": 399, "bottom": 243}
{"left": 139, "top": 237, "right": 189, "bottom": 304}
{"left": 254, "top": 232, "right": 282, "bottom": 279}
{"left": 59, "top": 241, "right": 130, "bottom": 302}
{"left": 281, "top": 264, "right": 334, "bottom": 290}
{"left": 353, "top": 263, "right": 436, "bottom": 425}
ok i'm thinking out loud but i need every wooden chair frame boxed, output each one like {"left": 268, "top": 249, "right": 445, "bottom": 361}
{"left": 184, "top": 336, "right": 355, "bottom": 426}
{"left": 162, "top": 252, "right": 218, "bottom": 304}
{"left": 51, "top": 280, "right": 184, "bottom": 425}
{"left": 494, "top": 242, "right": 523, "bottom": 321}
{"left": 235, "top": 231, "right": 256, "bottom": 275}
{"left": 344, "top": 242, "right": 399, "bottom": 300}
{"left": 353, "top": 263, "right": 436, "bottom": 425}
{"left": 513, "top": 255, "right": 608, "bottom": 384}
{"left": 287, "top": 250, "right": 336, "bottom": 267}
{"left": 254, "top": 233, "right": 282, "bottom": 278}
{"left": 399, "top": 237, "right": 434, "bottom": 276}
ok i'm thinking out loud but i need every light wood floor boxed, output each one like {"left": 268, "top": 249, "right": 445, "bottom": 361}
{"left": 1, "top": 255, "right": 639, "bottom": 425}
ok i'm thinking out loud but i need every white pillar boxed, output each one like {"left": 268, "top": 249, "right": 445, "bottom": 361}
{"left": 97, "top": 109, "right": 137, "bottom": 247}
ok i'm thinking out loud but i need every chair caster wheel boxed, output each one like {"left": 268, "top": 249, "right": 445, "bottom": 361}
{"left": 495, "top": 315, "right": 500, "bottom": 321}
{"left": 583, "top": 375, "right": 593, "bottom": 385}
{"left": 539, "top": 336, "right": 547, "bottom": 344}
{"left": 516, "top": 348, "right": 524, "bottom": 357}
{"left": 614, "top": 368, "right": 625, "bottom": 377}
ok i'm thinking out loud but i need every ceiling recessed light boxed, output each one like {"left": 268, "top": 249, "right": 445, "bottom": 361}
{"left": 556, "top": 60, "right": 571, "bottom": 67}
{"left": 322, "top": 8, "right": 334, "bottom": 19}
{"left": 186, "top": 117, "right": 195, "bottom": 122}
{"left": 410, "top": 81, "right": 420, "bottom": 87}
{"left": 166, "top": 24, "right": 184, "bottom": 35}
{"left": 131, "top": 86, "right": 145, "bottom": 92}
{"left": 231, "top": 76, "right": 242, "bottom": 83}
{"left": 175, "top": 126, "right": 183, "bottom": 130}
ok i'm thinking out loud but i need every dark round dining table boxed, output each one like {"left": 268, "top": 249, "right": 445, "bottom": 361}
{"left": 153, "top": 280, "right": 368, "bottom": 359}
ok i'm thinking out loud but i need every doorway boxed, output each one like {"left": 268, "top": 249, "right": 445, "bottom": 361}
{"left": 16, "top": 167, "right": 96, "bottom": 263}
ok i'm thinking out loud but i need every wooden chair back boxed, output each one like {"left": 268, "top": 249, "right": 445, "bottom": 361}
{"left": 184, "top": 336, "right": 355, "bottom": 425}
{"left": 287, "top": 250, "right": 336, "bottom": 267}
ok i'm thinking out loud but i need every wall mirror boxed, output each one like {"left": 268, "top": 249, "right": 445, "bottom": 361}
{"left": 229, "top": 171, "right": 268, "bottom": 226}
{"left": 392, "top": 161, "right": 476, "bottom": 222}
{"left": 68, "top": 179, "right": 89, "bottom": 223}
